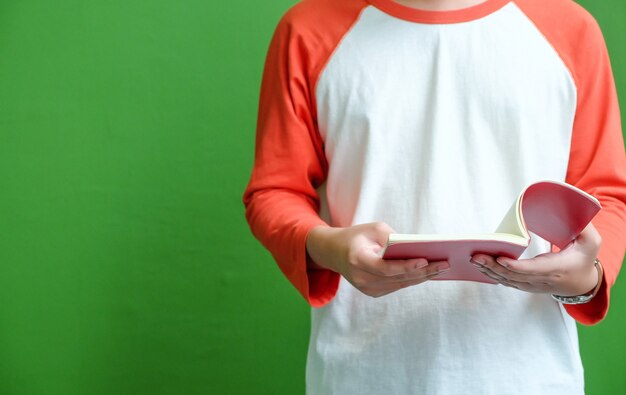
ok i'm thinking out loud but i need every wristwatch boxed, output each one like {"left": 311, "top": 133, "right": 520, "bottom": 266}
{"left": 551, "top": 259, "right": 603, "bottom": 305}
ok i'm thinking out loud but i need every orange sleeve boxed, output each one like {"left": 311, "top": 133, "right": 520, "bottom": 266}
{"left": 561, "top": 20, "right": 626, "bottom": 325}
{"left": 242, "top": 0, "right": 367, "bottom": 307}
{"left": 515, "top": 0, "right": 626, "bottom": 324}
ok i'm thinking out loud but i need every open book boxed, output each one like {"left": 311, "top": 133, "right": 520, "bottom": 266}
{"left": 381, "top": 181, "right": 601, "bottom": 283}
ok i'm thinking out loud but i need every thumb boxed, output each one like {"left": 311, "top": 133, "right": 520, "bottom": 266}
{"left": 367, "top": 222, "right": 396, "bottom": 246}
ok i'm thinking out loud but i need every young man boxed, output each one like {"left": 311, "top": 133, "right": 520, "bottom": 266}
{"left": 244, "top": 0, "right": 626, "bottom": 393}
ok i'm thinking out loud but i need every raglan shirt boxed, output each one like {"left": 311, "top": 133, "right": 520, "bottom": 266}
{"left": 244, "top": 0, "right": 626, "bottom": 393}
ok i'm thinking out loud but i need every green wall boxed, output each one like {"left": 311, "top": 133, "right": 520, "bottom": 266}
{"left": 0, "top": 1, "right": 623, "bottom": 394}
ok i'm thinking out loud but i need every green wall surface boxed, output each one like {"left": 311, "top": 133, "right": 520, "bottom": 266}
{"left": 0, "top": 1, "right": 624, "bottom": 394}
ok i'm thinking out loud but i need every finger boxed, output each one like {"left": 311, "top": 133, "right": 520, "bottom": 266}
{"left": 500, "top": 278, "right": 552, "bottom": 293}
{"left": 362, "top": 266, "right": 448, "bottom": 297}
{"left": 367, "top": 221, "right": 396, "bottom": 246}
{"left": 364, "top": 255, "right": 430, "bottom": 277}
{"left": 474, "top": 265, "right": 507, "bottom": 283}
{"left": 473, "top": 254, "right": 553, "bottom": 282}
{"left": 476, "top": 261, "right": 554, "bottom": 292}
{"left": 471, "top": 255, "right": 519, "bottom": 283}
{"left": 472, "top": 255, "right": 510, "bottom": 281}
{"left": 353, "top": 241, "right": 430, "bottom": 276}
{"left": 494, "top": 254, "right": 562, "bottom": 276}
{"left": 358, "top": 277, "right": 422, "bottom": 298}
{"left": 475, "top": 269, "right": 532, "bottom": 292}
{"left": 383, "top": 261, "right": 450, "bottom": 283}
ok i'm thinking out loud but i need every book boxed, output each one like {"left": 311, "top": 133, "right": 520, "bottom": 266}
{"left": 381, "top": 180, "right": 601, "bottom": 283}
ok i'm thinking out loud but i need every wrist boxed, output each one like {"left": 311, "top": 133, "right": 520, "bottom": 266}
{"left": 306, "top": 225, "right": 339, "bottom": 271}
{"left": 552, "top": 259, "right": 603, "bottom": 305}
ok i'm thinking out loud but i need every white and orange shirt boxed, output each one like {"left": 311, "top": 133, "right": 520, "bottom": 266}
{"left": 244, "top": 0, "right": 626, "bottom": 393}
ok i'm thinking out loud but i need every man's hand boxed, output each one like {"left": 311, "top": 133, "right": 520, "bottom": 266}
{"left": 471, "top": 224, "right": 602, "bottom": 296}
{"left": 306, "top": 222, "right": 450, "bottom": 298}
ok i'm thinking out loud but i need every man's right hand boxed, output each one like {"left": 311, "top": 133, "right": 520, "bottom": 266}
{"left": 306, "top": 222, "right": 450, "bottom": 298}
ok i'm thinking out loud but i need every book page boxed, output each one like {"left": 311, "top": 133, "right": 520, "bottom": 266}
{"left": 494, "top": 196, "right": 526, "bottom": 238}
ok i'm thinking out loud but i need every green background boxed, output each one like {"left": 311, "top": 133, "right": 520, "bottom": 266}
{"left": 0, "top": 1, "right": 624, "bottom": 394}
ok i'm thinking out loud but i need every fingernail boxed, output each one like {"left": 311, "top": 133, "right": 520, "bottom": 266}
{"left": 437, "top": 262, "right": 450, "bottom": 272}
{"left": 471, "top": 258, "right": 485, "bottom": 266}
{"left": 496, "top": 258, "right": 509, "bottom": 268}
